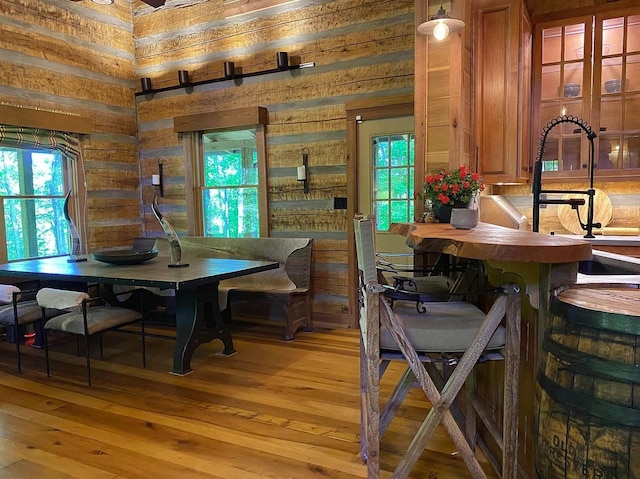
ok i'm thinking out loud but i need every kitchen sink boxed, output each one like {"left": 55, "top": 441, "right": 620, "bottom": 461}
{"left": 578, "top": 259, "right": 638, "bottom": 275}
{"left": 577, "top": 250, "right": 640, "bottom": 283}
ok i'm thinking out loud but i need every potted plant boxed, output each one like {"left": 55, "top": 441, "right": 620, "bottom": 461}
{"left": 421, "top": 166, "right": 485, "bottom": 224}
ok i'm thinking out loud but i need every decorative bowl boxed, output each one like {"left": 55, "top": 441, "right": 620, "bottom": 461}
{"left": 563, "top": 83, "right": 581, "bottom": 98}
{"left": 604, "top": 79, "right": 621, "bottom": 93}
{"left": 92, "top": 249, "right": 159, "bottom": 265}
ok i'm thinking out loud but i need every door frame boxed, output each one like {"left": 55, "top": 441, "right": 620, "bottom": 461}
{"left": 345, "top": 95, "right": 415, "bottom": 328}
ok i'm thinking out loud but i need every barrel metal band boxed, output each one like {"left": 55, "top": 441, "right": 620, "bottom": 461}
{"left": 537, "top": 372, "right": 640, "bottom": 427}
{"left": 550, "top": 296, "right": 640, "bottom": 336}
{"left": 543, "top": 334, "right": 640, "bottom": 384}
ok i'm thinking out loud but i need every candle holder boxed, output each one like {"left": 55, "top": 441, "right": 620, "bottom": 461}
{"left": 298, "top": 148, "right": 309, "bottom": 194}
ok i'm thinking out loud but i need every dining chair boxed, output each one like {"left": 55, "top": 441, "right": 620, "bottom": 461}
{"left": 354, "top": 216, "right": 522, "bottom": 479}
{"left": 0, "top": 284, "right": 62, "bottom": 373}
{"left": 36, "top": 287, "right": 144, "bottom": 386}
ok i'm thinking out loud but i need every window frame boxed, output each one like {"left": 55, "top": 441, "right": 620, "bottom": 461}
{"left": 0, "top": 104, "right": 89, "bottom": 263}
{"left": 174, "top": 107, "right": 269, "bottom": 237}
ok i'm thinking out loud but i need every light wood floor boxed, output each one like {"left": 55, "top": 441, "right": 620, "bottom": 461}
{"left": 0, "top": 320, "right": 499, "bottom": 479}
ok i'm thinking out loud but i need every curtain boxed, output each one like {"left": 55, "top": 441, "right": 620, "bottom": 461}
{"left": 0, "top": 125, "right": 81, "bottom": 161}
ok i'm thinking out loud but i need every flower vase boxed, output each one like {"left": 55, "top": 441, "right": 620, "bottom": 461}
{"left": 434, "top": 201, "right": 468, "bottom": 224}
{"left": 450, "top": 207, "right": 479, "bottom": 229}
{"left": 434, "top": 205, "right": 454, "bottom": 223}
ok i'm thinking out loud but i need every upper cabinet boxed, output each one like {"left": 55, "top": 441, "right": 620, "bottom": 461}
{"left": 473, "top": 0, "right": 532, "bottom": 184}
{"left": 533, "top": 8, "right": 640, "bottom": 180}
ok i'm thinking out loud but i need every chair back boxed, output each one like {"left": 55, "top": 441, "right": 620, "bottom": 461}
{"left": 354, "top": 216, "right": 379, "bottom": 286}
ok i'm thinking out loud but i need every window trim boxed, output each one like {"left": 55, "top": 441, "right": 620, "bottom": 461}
{"left": 0, "top": 105, "right": 88, "bottom": 262}
{"left": 174, "top": 106, "right": 269, "bottom": 237}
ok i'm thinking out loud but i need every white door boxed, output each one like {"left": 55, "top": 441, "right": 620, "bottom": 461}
{"left": 357, "top": 116, "right": 415, "bottom": 267}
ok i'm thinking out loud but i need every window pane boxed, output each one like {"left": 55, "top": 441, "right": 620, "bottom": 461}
{"left": 0, "top": 147, "right": 68, "bottom": 261}
{"left": 628, "top": 15, "right": 640, "bottom": 53}
{"left": 542, "top": 27, "right": 562, "bottom": 64}
{"left": 374, "top": 169, "right": 389, "bottom": 200}
{"left": 204, "top": 149, "right": 257, "bottom": 188}
{"left": 201, "top": 128, "right": 259, "bottom": 238}
{"left": 602, "top": 17, "right": 623, "bottom": 56}
{"left": 390, "top": 168, "right": 410, "bottom": 199}
{"left": 390, "top": 200, "right": 408, "bottom": 223}
{"left": 375, "top": 201, "right": 389, "bottom": 231}
{"left": 203, "top": 187, "right": 259, "bottom": 238}
{"left": 3, "top": 198, "right": 69, "bottom": 260}
{"left": 561, "top": 137, "right": 582, "bottom": 171}
{"left": 622, "top": 135, "right": 640, "bottom": 168}
{"left": 390, "top": 135, "right": 409, "bottom": 166}
{"left": 598, "top": 135, "right": 619, "bottom": 169}
{"left": 371, "top": 131, "right": 414, "bottom": 230}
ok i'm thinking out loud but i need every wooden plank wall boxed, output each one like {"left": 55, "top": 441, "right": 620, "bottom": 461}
{"left": 133, "top": 0, "right": 415, "bottom": 328}
{"left": 0, "top": 0, "right": 140, "bottom": 252}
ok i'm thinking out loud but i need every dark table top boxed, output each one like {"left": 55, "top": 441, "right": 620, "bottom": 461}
{"left": 0, "top": 255, "right": 279, "bottom": 291}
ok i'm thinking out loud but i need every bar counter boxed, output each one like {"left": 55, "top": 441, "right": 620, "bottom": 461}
{"left": 389, "top": 222, "right": 592, "bottom": 265}
{"left": 389, "top": 221, "right": 592, "bottom": 478}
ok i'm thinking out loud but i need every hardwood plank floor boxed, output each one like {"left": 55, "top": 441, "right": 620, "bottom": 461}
{"left": 0, "top": 320, "right": 499, "bottom": 479}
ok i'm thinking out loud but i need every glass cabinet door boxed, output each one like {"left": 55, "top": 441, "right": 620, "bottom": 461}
{"left": 594, "top": 13, "right": 640, "bottom": 171}
{"left": 536, "top": 19, "right": 593, "bottom": 178}
{"left": 534, "top": 10, "right": 640, "bottom": 179}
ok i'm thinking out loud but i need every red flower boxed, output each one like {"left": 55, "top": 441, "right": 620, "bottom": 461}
{"left": 421, "top": 166, "right": 484, "bottom": 209}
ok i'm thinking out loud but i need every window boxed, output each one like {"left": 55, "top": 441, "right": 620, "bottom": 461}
{"left": 176, "top": 106, "right": 269, "bottom": 238}
{"left": 201, "top": 129, "right": 259, "bottom": 237}
{"left": 0, "top": 147, "right": 70, "bottom": 261}
{"left": 371, "top": 133, "right": 415, "bottom": 231}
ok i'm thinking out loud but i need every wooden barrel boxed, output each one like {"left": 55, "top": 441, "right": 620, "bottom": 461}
{"left": 536, "top": 283, "right": 640, "bottom": 479}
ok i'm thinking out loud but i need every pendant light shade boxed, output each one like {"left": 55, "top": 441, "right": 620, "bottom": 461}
{"left": 91, "top": 0, "right": 114, "bottom": 4}
{"left": 417, "top": 5, "right": 465, "bottom": 40}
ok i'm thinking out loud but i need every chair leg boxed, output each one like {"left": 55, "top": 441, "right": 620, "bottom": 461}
{"left": 141, "top": 318, "right": 146, "bottom": 368}
{"left": 43, "top": 326, "right": 50, "bottom": 378}
{"left": 14, "top": 323, "right": 22, "bottom": 373}
{"left": 85, "top": 335, "right": 92, "bottom": 386}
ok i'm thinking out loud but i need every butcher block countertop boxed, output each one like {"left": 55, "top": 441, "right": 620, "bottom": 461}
{"left": 389, "top": 222, "right": 593, "bottom": 264}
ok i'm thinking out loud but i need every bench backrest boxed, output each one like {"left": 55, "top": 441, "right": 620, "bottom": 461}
{"left": 152, "top": 236, "right": 312, "bottom": 290}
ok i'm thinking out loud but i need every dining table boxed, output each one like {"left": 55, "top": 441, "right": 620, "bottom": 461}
{"left": 0, "top": 253, "right": 279, "bottom": 375}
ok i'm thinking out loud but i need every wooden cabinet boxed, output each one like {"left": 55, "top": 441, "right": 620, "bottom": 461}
{"left": 473, "top": 0, "right": 532, "bottom": 184}
{"left": 533, "top": 8, "right": 640, "bottom": 181}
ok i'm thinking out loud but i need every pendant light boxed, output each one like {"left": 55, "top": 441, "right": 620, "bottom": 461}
{"left": 91, "top": 0, "right": 114, "bottom": 4}
{"left": 417, "top": 4, "right": 465, "bottom": 41}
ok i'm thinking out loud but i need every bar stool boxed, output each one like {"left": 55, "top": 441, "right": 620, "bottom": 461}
{"left": 354, "top": 216, "right": 522, "bottom": 479}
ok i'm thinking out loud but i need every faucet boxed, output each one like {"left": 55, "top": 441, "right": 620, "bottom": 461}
{"left": 532, "top": 115, "right": 600, "bottom": 238}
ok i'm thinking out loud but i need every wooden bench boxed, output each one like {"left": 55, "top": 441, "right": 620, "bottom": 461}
{"left": 153, "top": 236, "right": 313, "bottom": 340}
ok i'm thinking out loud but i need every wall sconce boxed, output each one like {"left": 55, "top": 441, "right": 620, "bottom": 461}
{"left": 178, "top": 70, "right": 190, "bottom": 86}
{"left": 152, "top": 161, "right": 164, "bottom": 197}
{"left": 417, "top": 4, "right": 465, "bottom": 41}
{"left": 277, "top": 52, "right": 289, "bottom": 71}
{"left": 224, "top": 61, "right": 236, "bottom": 79}
{"left": 141, "top": 77, "right": 153, "bottom": 93}
{"left": 297, "top": 148, "right": 309, "bottom": 194}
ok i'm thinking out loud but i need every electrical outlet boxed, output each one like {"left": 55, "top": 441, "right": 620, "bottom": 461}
{"left": 334, "top": 197, "right": 347, "bottom": 209}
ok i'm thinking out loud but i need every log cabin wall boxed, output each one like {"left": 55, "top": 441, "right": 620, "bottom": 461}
{"left": 133, "top": 0, "right": 415, "bottom": 329}
{"left": 0, "top": 0, "right": 139, "bottom": 251}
